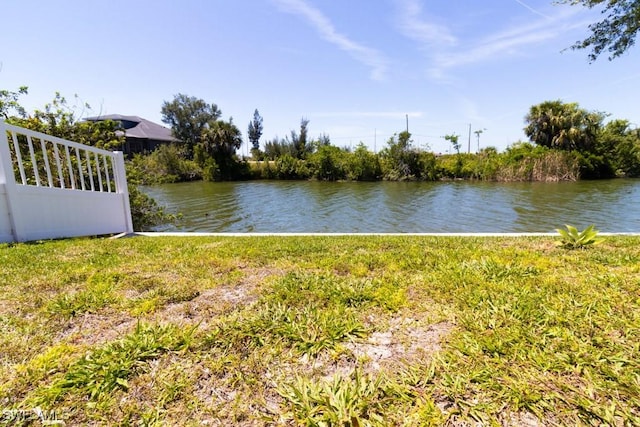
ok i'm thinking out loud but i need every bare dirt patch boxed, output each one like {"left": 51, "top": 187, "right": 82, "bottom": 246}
{"left": 288, "top": 314, "right": 456, "bottom": 382}
{"left": 58, "top": 311, "right": 138, "bottom": 347}
{"left": 154, "top": 267, "right": 282, "bottom": 327}
{"left": 57, "top": 267, "right": 284, "bottom": 347}
{"left": 345, "top": 317, "right": 455, "bottom": 372}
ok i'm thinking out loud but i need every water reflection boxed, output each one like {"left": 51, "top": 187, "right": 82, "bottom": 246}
{"left": 140, "top": 179, "right": 640, "bottom": 233}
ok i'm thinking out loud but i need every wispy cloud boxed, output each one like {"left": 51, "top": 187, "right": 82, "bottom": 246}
{"left": 272, "top": 0, "right": 388, "bottom": 81}
{"left": 427, "top": 7, "right": 587, "bottom": 80}
{"left": 391, "top": 0, "right": 588, "bottom": 81}
{"left": 394, "top": 0, "right": 457, "bottom": 47}
{"left": 435, "top": 22, "right": 558, "bottom": 70}
{"left": 513, "top": 0, "right": 552, "bottom": 19}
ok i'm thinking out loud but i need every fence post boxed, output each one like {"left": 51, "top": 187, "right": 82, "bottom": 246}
{"left": 0, "top": 121, "right": 19, "bottom": 242}
{"left": 113, "top": 151, "right": 134, "bottom": 233}
{"left": 0, "top": 121, "right": 10, "bottom": 183}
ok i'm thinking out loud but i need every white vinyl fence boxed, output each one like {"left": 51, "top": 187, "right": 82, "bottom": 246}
{"left": 0, "top": 120, "right": 133, "bottom": 243}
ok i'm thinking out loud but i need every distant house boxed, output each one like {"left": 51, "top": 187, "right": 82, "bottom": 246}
{"left": 84, "top": 114, "right": 177, "bottom": 155}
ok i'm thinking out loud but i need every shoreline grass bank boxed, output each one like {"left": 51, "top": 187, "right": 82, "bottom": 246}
{"left": 1, "top": 235, "right": 638, "bottom": 425}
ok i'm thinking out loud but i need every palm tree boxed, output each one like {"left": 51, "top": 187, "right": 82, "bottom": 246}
{"left": 199, "top": 119, "right": 244, "bottom": 180}
{"left": 524, "top": 100, "right": 603, "bottom": 151}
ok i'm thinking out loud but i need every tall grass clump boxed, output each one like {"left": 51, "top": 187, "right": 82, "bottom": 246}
{"left": 496, "top": 143, "right": 580, "bottom": 181}
{"left": 47, "top": 273, "right": 120, "bottom": 319}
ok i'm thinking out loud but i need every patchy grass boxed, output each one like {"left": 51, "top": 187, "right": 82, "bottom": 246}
{"left": 1, "top": 235, "right": 639, "bottom": 425}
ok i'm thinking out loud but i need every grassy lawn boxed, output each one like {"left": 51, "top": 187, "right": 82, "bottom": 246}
{"left": 0, "top": 235, "right": 639, "bottom": 426}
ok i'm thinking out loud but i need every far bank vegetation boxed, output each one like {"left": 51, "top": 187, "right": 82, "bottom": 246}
{"left": 128, "top": 96, "right": 640, "bottom": 184}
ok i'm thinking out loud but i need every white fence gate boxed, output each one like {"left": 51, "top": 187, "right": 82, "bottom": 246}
{"left": 0, "top": 121, "right": 133, "bottom": 243}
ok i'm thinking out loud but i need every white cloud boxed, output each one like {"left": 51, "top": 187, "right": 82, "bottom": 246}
{"left": 272, "top": 0, "right": 389, "bottom": 81}
{"left": 394, "top": 0, "right": 457, "bottom": 47}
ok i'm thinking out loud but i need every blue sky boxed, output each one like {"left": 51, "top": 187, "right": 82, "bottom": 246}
{"left": 3, "top": 0, "right": 639, "bottom": 154}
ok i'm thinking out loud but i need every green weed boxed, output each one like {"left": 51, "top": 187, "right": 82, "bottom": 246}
{"left": 47, "top": 273, "right": 120, "bottom": 318}
{"left": 28, "top": 322, "right": 196, "bottom": 405}
{"left": 206, "top": 300, "right": 367, "bottom": 357}
{"left": 128, "top": 284, "right": 200, "bottom": 316}
{"left": 556, "top": 224, "right": 604, "bottom": 249}
{"left": 277, "top": 369, "right": 389, "bottom": 426}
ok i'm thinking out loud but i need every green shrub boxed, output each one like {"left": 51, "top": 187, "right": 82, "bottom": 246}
{"left": 127, "top": 144, "right": 202, "bottom": 185}
{"left": 248, "top": 160, "right": 277, "bottom": 179}
{"left": 308, "top": 145, "right": 348, "bottom": 181}
{"left": 346, "top": 144, "right": 382, "bottom": 181}
{"left": 417, "top": 151, "right": 438, "bottom": 181}
{"left": 201, "top": 157, "right": 220, "bottom": 182}
{"left": 128, "top": 185, "right": 178, "bottom": 231}
{"left": 575, "top": 151, "right": 615, "bottom": 179}
{"left": 494, "top": 143, "right": 580, "bottom": 181}
{"left": 275, "top": 154, "right": 309, "bottom": 179}
{"left": 435, "top": 154, "right": 459, "bottom": 179}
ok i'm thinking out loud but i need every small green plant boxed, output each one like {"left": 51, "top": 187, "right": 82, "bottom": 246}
{"left": 277, "top": 369, "right": 388, "bottom": 426}
{"left": 30, "top": 322, "right": 196, "bottom": 405}
{"left": 555, "top": 224, "right": 604, "bottom": 249}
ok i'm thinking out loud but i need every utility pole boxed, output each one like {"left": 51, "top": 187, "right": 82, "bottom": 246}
{"left": 406, "top": 114, "right": 409, "bottom": 133}
{"left": 467, "top": 123, "right": 472, "bottom": 154}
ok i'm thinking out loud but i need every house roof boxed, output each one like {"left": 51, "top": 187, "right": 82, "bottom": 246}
{"left": 84, "top": 114, "right": 177, "bottom": 142}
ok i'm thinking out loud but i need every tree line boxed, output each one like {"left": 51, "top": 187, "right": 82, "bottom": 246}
{"left": 127, "top": 93, "right": 640, "bottom": 184}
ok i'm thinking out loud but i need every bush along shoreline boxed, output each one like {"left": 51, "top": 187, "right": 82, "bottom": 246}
{"left": 125, "top": 98, "right": 640, "bottom": 185}
{"left": 129, "top": 140, "right": 597, "bottom": 185}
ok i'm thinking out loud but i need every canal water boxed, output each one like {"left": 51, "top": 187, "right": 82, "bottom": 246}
{"left": 140, "top": 179, "right": 640, "bottom": 233}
